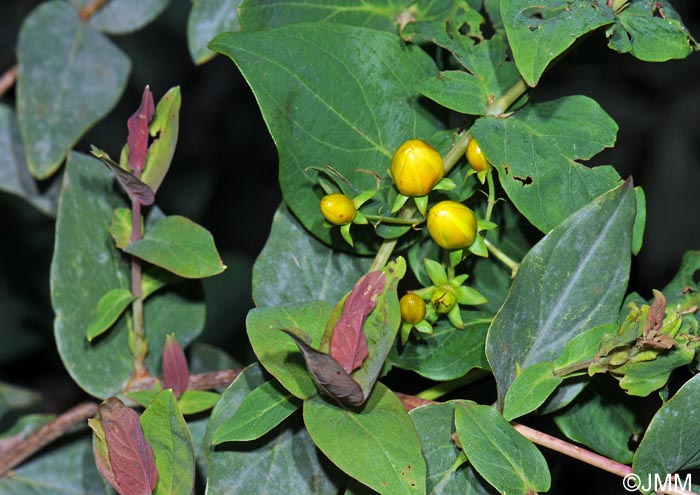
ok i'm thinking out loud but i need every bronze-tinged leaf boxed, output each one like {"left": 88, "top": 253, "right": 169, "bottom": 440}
{"left": 162, "top": 334, "right": 190, "bottom": 398}
{"left": 90, "top": 147, "right": 155, "bottom": 206}
{"left": 99, "top": 397, "right": 158, "bottom": 495}
{"left": 88, "top": 417, "right": 120, "bottom": 493}
{"left": 127, "top": 86, "right": 155, "bottom": 172}
{"left": 330, "top": 271, "right": 386, "bottom": 373}
{"left": 282, "top": 328, "right": 365, "bottom": 406}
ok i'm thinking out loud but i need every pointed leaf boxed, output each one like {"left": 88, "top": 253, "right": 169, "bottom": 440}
{"left": 17, "top": 1, "right": 130, "bottom": 179}
{"left": 304, "top": 383, "right": 426, "bottom": 495}
{"left": 187, "top": 0, "right": 241, "bottom": 64}
{"left": 330, "top": 271, "right": 386, "bottom": 373}
{"left": 140, "top": 390, "right": 195, "bottom": 495}
{"left": 247, "top": 301, "right": 334, "bottom": 400}
{"left": 141, "top": 86, "right": 180, "bottom": 192}
{"left": 502, "top": 362, "right": 563, "bottom": 421}
{"left": 212, "top": 379, "right": 301, "bottom": 443}
{"left": 162, "top": 334, "right": 190, "bottom": 398}
{"left": 92, "top": 149, "right": 155, "bottom": 206}
{"left": 127, "top": 86, "right": 155, "bottom": 172}
{"left": 210, "top": 23, "right": 442, "bottom": 252}
{"left": 455, "top": 403, "right": 551, "bottom": 495}
{"left": 553, "top": 323, "right": 614, "bottom": 370}
{"left": 86, "top": 288, "right": 134, "bottom": 342}
{"left": 502, "top": 0, "right": 615, "bottom": 86}
{"left": 283, "top": 328, "right": 364, "bottom": 406}
{"left": 486, "top": 182, "right": 636, "bottom": 406}
{"left": 472, "top": 96, "right": 621, "bottom": 232}
{"left": 177, "top": 390, "right": 220, "bottom": 415}
{"left": 99, "top": 397, "right": 158, "bottom": 495}
{"left": 206, "top": 364, "right": 346, "bottom": 494}
{"left": 252, "top": 205, "right": 372, "bottom": 307}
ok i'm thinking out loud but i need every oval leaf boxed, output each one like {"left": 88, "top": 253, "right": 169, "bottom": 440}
{"left": 304, "top": 383, "right": 426, "bottom": 495}
{"left": 455, "top": 403, "right": 551, "bottom": 495}
{"left": 17, "top": 1, "right": 130, "bottom": 179}
{"left": 124, "top": 215, "right": 226, "bottom": 278}
{"left": 140, "top": 390, "right": 195, "bottom": 495}
{"left": 187, "top": 0, "right": 241, "bottom": 64}
{"left": 70, "top": 0, "right": 171, "bottom": 34}
{"left": 177, "top": 390, "right": 220, "bottom": 415}
{"left": 486, "top": 182, "right": 636, "bottom": 406}
{"left": 502, "top": 362, "right": 563, "bottom": 421}
{"left": 86, "top": 288, "right": 135, "bottom": 342}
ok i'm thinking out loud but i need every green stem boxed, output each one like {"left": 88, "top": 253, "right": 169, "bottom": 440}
{"left": 484, "top": 238, "right": 519, "bottom": 277}
{"left": 415, "top": 369, "right": 489, "bottom": 401}
{"left": 484, "top": 168, "right": 496, "bottom": 223}
{"left": 443, "top": 130, "right": 471, "bottom": 174}
{"left": 486, "top": 78, "right": 529, "bottom": 117}
{"left": 553, "top": 359, "right": 594, "bottom": 377}
{"left": 363, "top": 214, "right": 424, "bottom": 225}
{"left": 369, "top": 238, "right": 398, "bottom": 272}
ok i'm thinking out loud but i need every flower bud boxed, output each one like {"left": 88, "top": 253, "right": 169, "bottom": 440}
{"left": 430, "top": 286, "right": 457, "bottom": 314}
{"left": 427, "top": 201, "right": 477, "bottom": 250}
{"left": 391, "top": 139, "right": 444, "bottom": 197}
{"left": 320, "top": 193, "right": 357, "bottom": 226}
{"left": 466, "top": 138, "right": 490, "bottom": 172}
{"left": 400, "top": 293, "right": 426, "bottom": 324}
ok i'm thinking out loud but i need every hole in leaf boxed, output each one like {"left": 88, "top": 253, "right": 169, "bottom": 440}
{"left": 513, "top": 175, "right": 533, "bottom": 186}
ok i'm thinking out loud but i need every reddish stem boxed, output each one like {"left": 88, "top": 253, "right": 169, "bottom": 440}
{"left": 0, "top": 64, "right": 18, "bottom": 99}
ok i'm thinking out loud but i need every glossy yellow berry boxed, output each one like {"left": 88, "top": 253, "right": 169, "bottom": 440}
{"left": 466, "top": 138, "right": 490, "bottom": 172}
{"left": 400, "top": 293, "right": 426, "bottom": 324}
{"left": 430, "top": 286, "right": 456, "bottom": 314}
{"left": 427, "top": 201, "right": 477, "bottom": 250}
{"left": 320, "top": 193, "right": 357, "bottom": 226}
{"left": 391, "top": 139, "right": 444, "bottom": 197}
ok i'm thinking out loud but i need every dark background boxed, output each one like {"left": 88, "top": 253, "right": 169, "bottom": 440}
{"left": 1, "top": 3, "right": 699, "bottom": 493}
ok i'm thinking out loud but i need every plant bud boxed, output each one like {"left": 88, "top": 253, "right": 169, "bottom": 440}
{"left": 427, "top": 201, "right": 477, "bottom": 250}
{"left": 391, "top": 139, "right": 444, "bottom": 197}
{"left": 466, "top": 138, "right": 491, "bottom": 172}
{"left": 400, "top": 293, "right": 426, "bottom": 324}
{"left": 430, "top": 286, "right": 457, "bottom": 314}
{"left": 320, "top": 193, "right": 357, "bottom": 226}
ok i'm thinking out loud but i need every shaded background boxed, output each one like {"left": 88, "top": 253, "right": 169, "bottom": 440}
{"left": 1, "top": 3, "right": 699, "bottom": 492}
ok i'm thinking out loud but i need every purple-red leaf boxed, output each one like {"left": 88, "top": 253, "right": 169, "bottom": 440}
{"left": 90, "top": 147, "right": 155, "bottom": 206}
{"left": 162, "top": 334, "right": 190, "bottom": 398}
{"left": 282, "top": 328, "right": 364, "bottom": 406}
{"left": 127, "top": 86, "right": 155, "bottom": 173}
{"left": 98, "top": 397, "right": 158, "bottom": 495}
{"left": 330, "top": 271, "right": 386, "bottom": 373}
{"left": 88, "top": 418, "right": 120, "bottom": 493}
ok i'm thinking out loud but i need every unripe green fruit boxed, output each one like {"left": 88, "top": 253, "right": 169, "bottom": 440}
{"left": 400, "top": 293, "right": 426, "bottom": 324}
{"left": 427, "top": 201, "right": 477, "bottom": 250}
{"left": 466, "top": 138, "right": 490, "bottom": 172}
{"left": 391, "top": 139, "right": 444, "bottom": 197}
{"left": 431, "top": 286, "right": 456, "bottom": 314}
{"left": 319, "top": 193, "right": 356, "bottom": 226}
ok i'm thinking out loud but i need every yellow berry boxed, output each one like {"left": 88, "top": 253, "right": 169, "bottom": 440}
{"left": 391, "top": 139, "right": 444, "bottom": 197}
{"left": 427, "top": 201, "right": 477, "bottom": 250}
{"left": 319, "top": 193, "right": 356, "bottom": 226}
{"left": 466, "top": 138, "right": 490, "bottom": 172}
{"left": 400, "top": 293, "right": 426, "bottom": 324}
{"left": 430, "top": 286, "right": 457, "bottom": 314}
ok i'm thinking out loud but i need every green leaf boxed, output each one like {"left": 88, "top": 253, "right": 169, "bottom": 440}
{"left": 69, "top": 0, "right": 171, "bottom": 34}
{"left": 304, "top": 383, "right": 426, "bottom": 495}
{"left": 501, "top": 0, "right": 615, "bottom": 86}
{"left": 238, "top": 0, "right": 412, "bottom": 32}
{"left": 607, "top": 0, "right": 696, "bottom": 62}
{"left": 187, "top": 0, "right": 242, "bottom": 64}
{"left": 503, "top": 362, "right": 563, "bottom": 421}
{"left": 663, "top": 250, "right": 700, "bottom": 297}
{"left": 472, "top": 95, "right": 621, "bottom": 233}
{"left": 141, "top": 86, "right": 181, "bottom": 193}
{"left": 177, "top": 390, "right": 220, "bottom": 415}
{"left": 109, "top": 207, "right": 134, "bottom": 249}
{"left": 212, "top": 379, "right": 301, "bottom": 444}
{"left": 409, "top": 402, "right": 494, "bottom": 495}
{"left": 633, "top": 373, "right": 700, "bottom": 493}
{"left": 389, "top": 314, "right": 490, "bottom": 381}
{"left": 0, "top": 104, "right": 58, "bottom": 215}
{"left": 253, "top": 205, "right": 372, "bottom": 307}
{"left": 128, "top": 387, "right": 161, "bottom": 408}
{"left": 86, "top": 288, "right": 134, "bottom": 342}
{"left": 210, "top": 23, "right": 442, "bottom": 253}
{"left": 455, "top": 403, "right": 551, "bottom": 495}
{"left": 613, "top": 342, "right": 695, "bottom": 397}
{"left": 247, "top": 300, "right": 333, "bottom": 400}
{"left": 206, "top": 364, "right": 346, "bottom": 494}
{"left": 140, "top": 389, "right": 195, "bottom": 495}
{"left": 553, "top": 385, "right": 642, "bottom": 464}
{"left": 486, "top": 182, "right": 635, "bottom": 406}
{"left": 416, "top": 36, "right": 521, "bottom": 116}
{"left": 124, "top": 215, "right": 226, "bottom": 279}
{"left": 553, "top": 323, "right": 614, "bottom": 370}
{"left": 17, "top": 1, "right": 130, "bottom": 179}
{"left": 52, "top": 153, "right": 205, "bottom": 398}
{"left": 0, "top": 436, "right": 107, "bottom": 495}
{"left": 0, "top": 382, "right": 40, "bottom": 421}
{"left": 632, "top": 186, "right": 646, "bottom": 255}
